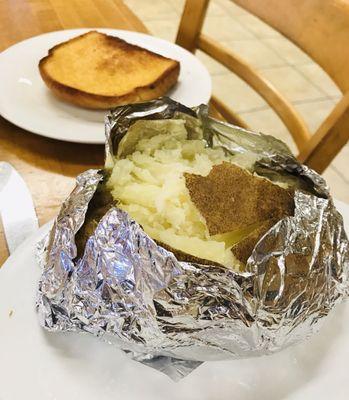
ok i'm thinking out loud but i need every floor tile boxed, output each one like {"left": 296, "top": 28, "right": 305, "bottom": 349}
{"left": 123, "top": 0, "right": 178, "bottom": 21}
{"left": 294, "top": 98, "right": 337, "bottom": 133}
{"left": 212, "top": 73, "right": 267, "bottom": 113}
{"left": 168, "top": 0, "right": 241, "bottom": 17}
{"left": 196, "top": 50, "right": 228, "bottom": 75}
{"left": 262, "top": 37, "right": 313, "bottom": 65}
{"left": 167, "top": 0, "right": 185, "bottom": 15}
{"left": 222, "top": 39, "right": 286, "bottom": 69}
{"left": 144, "top": 19, "right": 179, "bottom": 42}
{"left": 216, "top": 0, "right": 249, "bottom": 17}
{"left": 261, "top": 66, "right": 324, "bottom": 102}
{"left": 296, "top": 63, "right": 342, "bottom": 98}
{"left": 322, "top": 166, "right": 349, "bottom": 203}
{"left": 203, "top": 16, "right": 254, "bottom": 41}
{"left": 207, "top": 0, "right": 227, "bottom": 17}
{"left": 330, "top": 145, "right": 349, "bottom": 184}
{"left": 235, "top": 14, "right": 282, "bottom": 38}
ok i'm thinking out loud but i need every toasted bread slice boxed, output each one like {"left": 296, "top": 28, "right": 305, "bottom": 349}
{"left": 39, "top": 31, "right": 180, "bottom": 109}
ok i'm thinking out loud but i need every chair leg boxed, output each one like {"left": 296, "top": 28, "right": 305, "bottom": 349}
{"left": 298, "top": 94, "right": 349, "bottom": 174}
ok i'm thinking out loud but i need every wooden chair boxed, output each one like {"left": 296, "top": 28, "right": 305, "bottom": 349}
{"left": 175, "top": 0, "right": 349, "bottom": 174}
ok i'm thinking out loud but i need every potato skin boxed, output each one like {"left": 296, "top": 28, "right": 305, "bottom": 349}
{"left": 155, "top": 240, "right": 224, "bottom": 267}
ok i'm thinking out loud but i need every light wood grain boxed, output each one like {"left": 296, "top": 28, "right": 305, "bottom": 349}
{"left": 176, "top": 0, "right": 349, "bottom": 173}
{"left": 0, "top": 0, "right": 148, "bottom": 265}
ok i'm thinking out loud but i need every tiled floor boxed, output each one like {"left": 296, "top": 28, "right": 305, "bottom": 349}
{"left": 124, "top": 0, "right": 349, "bottom": 203}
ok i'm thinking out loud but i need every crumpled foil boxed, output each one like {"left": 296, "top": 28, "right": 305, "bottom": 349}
{"left": 37, "top": 97, "right": 349, "bottom": 381}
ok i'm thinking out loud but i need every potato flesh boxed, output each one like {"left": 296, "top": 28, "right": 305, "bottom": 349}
{"left": 107, "top": 123, "right": 248, "bottom": 267}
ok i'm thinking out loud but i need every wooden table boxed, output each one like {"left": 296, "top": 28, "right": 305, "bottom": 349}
{"left": 0, "top": 0, "right": 148, "bottom": 265}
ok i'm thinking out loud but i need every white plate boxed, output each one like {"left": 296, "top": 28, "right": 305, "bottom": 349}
{"left": 0, "top": 29, "right": 212, "bottom": 144}
{"left": 1, "top": 200, "right": 349, "bottom": 400}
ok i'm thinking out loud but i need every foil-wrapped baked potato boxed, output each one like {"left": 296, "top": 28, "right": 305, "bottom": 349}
{"left": 38, "top": 98, "right": 349, "bottom": 380}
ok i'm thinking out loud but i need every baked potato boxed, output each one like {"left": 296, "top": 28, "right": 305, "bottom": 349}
{"left": 76, "top": 117, "right": 307, "bottom": 270}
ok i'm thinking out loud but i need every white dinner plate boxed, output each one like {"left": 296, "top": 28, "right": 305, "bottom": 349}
{"left": 0, "top": 29, "right": 212, "bottom": 144}
{"left": 0, "top": 200, "right": 348, "bottom": 400}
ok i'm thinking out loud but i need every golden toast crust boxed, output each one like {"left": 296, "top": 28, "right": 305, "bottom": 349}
{"left": 39, "top": 31, "right": 180, "bottom": 109}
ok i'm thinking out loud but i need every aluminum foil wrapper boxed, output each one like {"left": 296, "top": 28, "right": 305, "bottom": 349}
{"left": 37, "top": 98, "right": 349, "bottom": 380}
